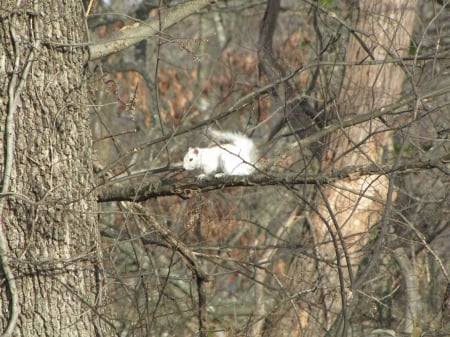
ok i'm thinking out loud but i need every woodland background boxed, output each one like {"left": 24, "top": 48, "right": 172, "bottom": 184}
{"left": 0, "top": 0, "right": 449, "bottom": 337}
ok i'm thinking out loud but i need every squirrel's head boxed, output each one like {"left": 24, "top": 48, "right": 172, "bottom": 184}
{"left": 183, "top": 147, "right": 200, "bottom": 171}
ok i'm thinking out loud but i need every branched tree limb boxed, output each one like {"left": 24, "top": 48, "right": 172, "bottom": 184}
{"left": 88, "top": 0, "right": 217, "bottom": 60}
{"left": 94, "top": 64, "right": 307, "bottom": 179}
{"left": 130, "top": 203, "right": 211, "bottom": 337}
{"left": 96, "top": 158, "right": 447, "bottom": 202}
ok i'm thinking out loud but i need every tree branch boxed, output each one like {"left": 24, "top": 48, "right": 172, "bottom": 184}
{"left": 392, "top": 246, "right": 420, "bottom": 334}
{"left": 89, "top": 0, "right": 216, "bottom": 60}
{"left": 251, "top": 206, "right": 300, "bottom": 337}
{"left": 131, "top": 203, "right": 210, "bottom": 337}
{"left": 96, "top": 158, "right": 446, "bottom": 202}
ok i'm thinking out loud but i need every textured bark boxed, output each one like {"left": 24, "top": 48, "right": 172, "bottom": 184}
{"left": 0, "top": 1, "right": 105, "bottom": 336}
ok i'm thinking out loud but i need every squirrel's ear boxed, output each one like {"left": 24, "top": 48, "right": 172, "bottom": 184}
{"left": 188, "top": 147, "right": 193, "bottom": 150}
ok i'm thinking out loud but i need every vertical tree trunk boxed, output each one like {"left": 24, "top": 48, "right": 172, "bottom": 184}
{"left": 265, "top": 1, "right": 417, "bottom": 336}
{"left": 317, "top": 0, "right": 417, "bottom": 311}
{"left": 0, "top": 1, "right": 106, "bottom": 336}
{"left": 315, "top": 0, "right": 417, "bottom": 334}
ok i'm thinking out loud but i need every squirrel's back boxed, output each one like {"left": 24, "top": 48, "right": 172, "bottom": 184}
{"left": 207, "top": 129, "right": 257, "bottom": 161}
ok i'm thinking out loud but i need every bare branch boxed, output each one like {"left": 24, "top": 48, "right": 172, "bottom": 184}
{"left": 89, "top": 0, "right": 217, "bottom": 60}
{"left": 130, "top": 203, "right": 211, "bottom": 337}
{"left": 392, "top": 246, "right": 421, "bottom": 333}
{"left": 251, "top": 206, "right": 300, "bottom": 337}
{"left": 96, "top": 157, "right": 446, "bottom": 202}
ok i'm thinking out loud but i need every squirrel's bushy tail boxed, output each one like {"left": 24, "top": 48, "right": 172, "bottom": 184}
{"left": 207, "top": 128, "right": 257, "bottom": 161}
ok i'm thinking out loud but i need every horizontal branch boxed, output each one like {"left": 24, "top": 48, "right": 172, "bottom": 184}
{"left": 96, "top": 159, "right": 446, "bottom": 202}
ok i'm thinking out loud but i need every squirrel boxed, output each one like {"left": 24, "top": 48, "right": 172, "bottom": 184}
{"left": 183, "top": 129, "right": 258, "bottom": 179}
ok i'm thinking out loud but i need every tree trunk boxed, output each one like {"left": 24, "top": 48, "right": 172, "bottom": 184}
{"left": 316, "top": 0, "right": 417, "bottom": 320}
{"left": 0, "top": 1, "right": 106, "bottom": 336}
{"left": 264, "top": 1, "right": 417, "bottom": 336}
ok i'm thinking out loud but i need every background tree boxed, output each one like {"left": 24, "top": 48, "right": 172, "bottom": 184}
{"left": 264, "top": 1, "right": 422, "bottom": 336}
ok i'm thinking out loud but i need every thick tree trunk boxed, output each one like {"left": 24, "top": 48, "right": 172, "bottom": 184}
{"left": 0, "top": 1, "right": 106, "bottom": 336}
{"left": 316, "top": 0, "right": 417, "bottom": 327}
{"left": 264, "top": 1, "right": 417, "bottom": 336}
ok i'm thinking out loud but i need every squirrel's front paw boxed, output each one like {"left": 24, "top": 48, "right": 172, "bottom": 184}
{"left": 214, "top": 173, "right": 226, "bottom": 178}
{"left": 196, "top": 173, "right": 208, "bottom": 180}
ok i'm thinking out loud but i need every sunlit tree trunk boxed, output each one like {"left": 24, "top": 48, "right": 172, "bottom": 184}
{"left": 314, "top": 0, "right": 417, "bottom": 333}
{"left": 264, "top": 1, "right": 417, "bottom": 336}
{"left": 0, "top": 1, "right": 106, "bottom": 336}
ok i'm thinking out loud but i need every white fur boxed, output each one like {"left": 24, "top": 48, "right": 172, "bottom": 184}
{"left": 183, "top": 130, "right": 257, "bottom": 178}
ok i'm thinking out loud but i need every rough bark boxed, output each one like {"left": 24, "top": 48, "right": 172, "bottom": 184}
{"left": 0, "top": 1, "right": 106, "bottom": 336}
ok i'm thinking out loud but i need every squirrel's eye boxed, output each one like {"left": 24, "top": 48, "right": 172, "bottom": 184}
{"left": 189, "top": 158, "right": 193, "bottom": 161}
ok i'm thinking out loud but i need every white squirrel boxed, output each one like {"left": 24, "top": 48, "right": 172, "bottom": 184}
{"left": 183, "top": 129, "right": 258, "bottom": 179}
